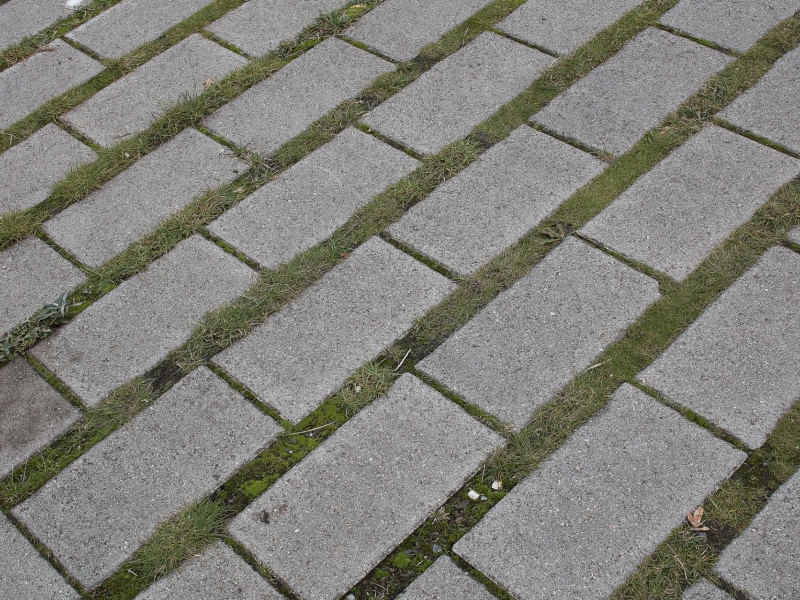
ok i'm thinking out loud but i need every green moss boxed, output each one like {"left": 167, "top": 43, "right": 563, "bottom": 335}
{"left": 392, "top": 552, "right": 412, "bottom": 570}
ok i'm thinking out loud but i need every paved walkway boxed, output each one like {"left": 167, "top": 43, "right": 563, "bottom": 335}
{"left": 1, "top": 1, "right": 800, "bottom": 599}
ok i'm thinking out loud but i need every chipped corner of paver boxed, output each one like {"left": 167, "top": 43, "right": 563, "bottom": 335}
{"left": 682, "top": 578, "right": 733, "bottom": 600}
{"left": 397, "top": 555, "right": 496, "bottom": 600}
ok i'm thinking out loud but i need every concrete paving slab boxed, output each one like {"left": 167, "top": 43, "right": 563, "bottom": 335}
{"left": 0, "top": 0, "right": 72, "bottom": 51}
{"left": 0, "top": 237, "right": 87, "bottom": 336}
{"left": 213, "top": 237, "right": 455, "bottom": 423}
{"left": 0, "top": 124, "right": 96, "bottom": 215}
{"left": 13, "top": 366, "right": 282, "bottom": 589}
{"left": 63, "top": 34, "right": 247, "bottom": 147}
{"left": 397, "top": 556, "right": 495, "bottom": 600}
{"left": 30, "top": 235, "right": 257, "bottom": 406}
{"left": 206, "top": 37, "right": 393, "bottom": 154}
{"left": 639, "top": 247, "right": 800, "bottom": 449}
{"left": 418, "top": 237, "right": 660, "bottom": 430}
{"left": 790, "top": 226, "right": 800, "bottom": 245}
{"left": 454, "top": 383, "right": 746, "bottom": 600}
{"left": 0, "top": 358, "right": 81, "bottom": 479}
{"left": 346, "top": 0, "right": 493, "bottom": 62}
{"left": 66, "top": 0, "right": 215, "bottom": 59}
{"left": 715, "top": 470, "right": 800, "bottom": 598}
{"left": 0, "top": 40, "right": 103, "bottom": 130}
{"left": 682, "top": 579, "right": 732, "bottom": 600}
{"left": 229, "top": 373, "right": 504, "bottom": 600}
{"left": 533, "top": 28, "right": 731, "bottom": 156}
{"left": 0, "top": 513, "right": 79, "bottom": 600}
{"left": 209, "top": 127, "right": 418, "bottom": 269}
{"left": 206, "top": 0, "right": 343, "bottom": 57}
{"left": 44, "top": 128, "right": 245, "bottom": 267}
{"left": 498, "top": 0, "right": 645, "bottom": 56}
{"left": 134, "top": 540, "right": 283, "bottom": 600}
{"left": 388, "top": 126, "right": 606, "bottom": 275}
{"left": 362, "top": 32, "right": 553, "bottom": 155}
{"left": 580, "top": 125, "right": 800, "bottom": 281}
{"left": 719, "top": 45, "right": 800, "bottom": 154}
{"left": 660, "top": 0, "right": 800, "bottom": 53}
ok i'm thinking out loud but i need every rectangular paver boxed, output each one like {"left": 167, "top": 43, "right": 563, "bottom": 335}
{"left": 0, "top": 358, "right": 81, "bottom": 479}
{"left": 533, "top": 28, "right": 731, "bottom": 156}
{"left": 638, "top": 247, "right": 800, "bottom": 449}
{"left": 134, "top": 541, "right": 283, "bottom": 599}
{"left": 1, "top": 237, "right": 87, "bottom": 336}
{"left": 790, "top": 226, "right": 800, "bottom": 245}
{"left": 719, "top": 45, "right": 800, "bottom": 154}
{"left": 213, "top": 237, "right": 455, "bottom": 423}
{"left": 66, "top": 0, "right": 215, "bottom": 59}
{"left": 362, "top": 32, "right": 554, "bottom": 155}
{"left": 580, "top": 125, "right": 800, "bottom": 281}
{"left": 229, "top": 373, "right": 504, "bottom": 600}
{"left": 661, "top": 0, "right": 800, "bottom": 53}
{"left": 206, "top": 0, "right": 343, "bottom": 57}
{"left": 208, "top": 127, "right": 419, "bottom": 269}
{"left": 715, "top": 470, "right": 800, "bottom": 598}
{"left": 0, "top": 123, "right": 96, "bottom": 215}
{"left": 0, "top": 513, "right": 79, "bottom": 600}
{"left": 63, "top": 34, "right": 248, "bottom": 147}
{"left": 44, "top": 128, "right": 246, "bottom": 267}
{"left": 418, "top": 237, "right": 660, "bottom": 430}
{"left": 388, "top": 126, "right": 606, "bottom": 275}
{"left": 397, "top": 557, "right": 496, "bottom": 600}
{"left": 498, "top": 0, "right": 645, "bottom": 56}
{"left": 346, "top": 0, "right": 493, "bottom": 62}
{"left": 683, "top": 580, "right": 732, "bottom": 600}
{"left": 0, "top": 40, "right": 103, "bottom": 129}
{"left": 454, "top": 383, "right": 746, "bottom": 600}
{"left": 0, "top": 0, "right": 72, "bottom": 51}
{"left": 13, "top": 367, "right": 282, "bottom": 589}
{"left": 206, "top": 37, "right": 393, "bottom": 154}
{"left": 30, "top": 235, "right": 257, "bottom": 406}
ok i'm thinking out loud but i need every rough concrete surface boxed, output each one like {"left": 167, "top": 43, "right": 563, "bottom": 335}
{"left": 0, "top": 0, "right": 72, "bottom": 53}
{"left": 229, "top": 374, "right": 504, "bottom": 600}
{"left": 682, "top": 579, "right": 732, "bottom": 600}
{"left": 396, "top": 557, "right": 496, "bottom": 600}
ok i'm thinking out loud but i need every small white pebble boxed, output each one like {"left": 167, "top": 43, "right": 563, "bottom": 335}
{"left": 467, "top": 489, "right": 480, "bottom": 501}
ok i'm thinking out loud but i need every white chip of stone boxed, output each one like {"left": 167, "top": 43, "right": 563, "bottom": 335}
{"left": 453, "top": 383, "right": 746, "bottom": 600}
{"left": 13, "top": 367, "right": 282, "bottom": 589}
{"left": 418, "top": 237, "right": 660, "bottom": 430}
{"left": 228, "top": 373, "right": 504, "bottom": 600}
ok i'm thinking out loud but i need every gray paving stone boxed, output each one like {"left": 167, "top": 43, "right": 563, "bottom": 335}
{"left": 362, "top": 32, "right": 554, "bottom": 155}
{"left": 715, "top": 470, "right": 800, "bottom": 598}
{"left": 134, "top": 540, "right": 283, "bottom": 600}
{"left": 63, "top": 35, "right": 247, "bottom": 147}
{"left": 581, "top": 125, "right": 800, "bottom": 282}
{"left": 44, "top": 128, "right": 245, "bottom": 267}
{"left": 0, "top": 513, "right": 79, "bottom": 600}
{"left": 719, "top": 45, "right": 800, "bottom": 155}
{"left": 13, "top": 366, "right": 281, "bottom": 589}
{"left": 206, "top": 0, "right": 343, "bottom": 57}
{"left": 682, "top": 580, "right": 732, "bottom": 600}
{"left": 418, "top": 237, "right": 659, "bottom": 430}
{"left": 397, "top": 556, "right": 496, "bottom": 600}
{"left": 0, "top": 40, "right": 103, "bottom": 130}
{"left": 0, "top": 124, "right": 96, "bottom": 215}
{"left": 30, "top": 235, "right": 257, "bottom": 406}
{"left": 214, "top": 237, "right": 455, "bottom": 423}
{"left": 0, "top": 237, "right": 87, "bottom": 336}
{"left": 498, "top": 0, "right": 645, "bottom": 56}
{"left": 388, "top": 126, "right": 606, "bottom": 275}
{"left": 533, "top": 28, "right": 731, "bottom": 156}
{"left": 208, "top": 127, "right": 418, "bottom": 269}
{"left": 346, "top": 0, "right": 493, "bottom": 62}
{"left": 66, "top": 0, "right": 215, "bottom": 59}
{"left": 0, "top": 0, "right": 72, "bottom": 51}
{"left": 454, "top": 383, "right": 746, "bottom": 600}
{"left": 638, "top": 247, "right": 800, "bottom": 449}
{"left": 229, "top": 373, "right": 504, "bottom": 600}
{"left": 790, "top": 226, "right": 800, "bottom": 245}
{"left": 660, "top": 0, "right": 800, "bottom": 53}
{"left": 0, "top": 358, "right": 81, "bottom": 479}
{"left": 206, "top": 37, "right": 393, "bottom": 154}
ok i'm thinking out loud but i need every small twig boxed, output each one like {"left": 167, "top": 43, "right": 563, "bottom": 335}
{"left": 394, "top": 348, "right": 412, "bottom": 372}
{"left": 586, "top": 360, "right": 609, "bottom": 371}
{"left": 285, "top": 422, "right": 335, "bottom": 436}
